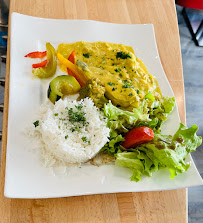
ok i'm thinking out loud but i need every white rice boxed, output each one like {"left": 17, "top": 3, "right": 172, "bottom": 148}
{"left": 32, "top": 98, "right": 110, "bottom": 165}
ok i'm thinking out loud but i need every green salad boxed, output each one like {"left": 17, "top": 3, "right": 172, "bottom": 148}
{"left": 101, "top": 99, "right": 202, "bottom": 181}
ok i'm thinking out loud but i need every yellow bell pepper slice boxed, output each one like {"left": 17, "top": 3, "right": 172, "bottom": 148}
{"left": 57, "top": 53, "right": 87, "bottom": 85}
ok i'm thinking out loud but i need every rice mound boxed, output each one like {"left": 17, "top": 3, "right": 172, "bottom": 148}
{"left": 35, "top": 98, "right": 110, "bottom": 164}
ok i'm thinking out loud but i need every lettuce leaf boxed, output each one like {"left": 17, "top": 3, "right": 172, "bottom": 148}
{"left": 104, "top": 97, "right": 176, "bottom": 133}
{"left": 101, "top": 134, "right": 124, "bottom": 155}
{"left": 116, "top": 151, "right": 145, "bottom": 182}
{"left": 149, "top": 97, "right": 176, "bottom": 130}
{"left": 115, "top": 123, "right": 202, "bottom": 181}
{"left": 119, "top": 97, "right": 176, "bottom": 132}
{"left": 104, "top": 100, "right": 149, "bottom": 134}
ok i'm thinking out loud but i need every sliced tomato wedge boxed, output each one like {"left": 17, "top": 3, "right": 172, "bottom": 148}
{"left": 122, "top": 126, "right": 154, "bottom": 149}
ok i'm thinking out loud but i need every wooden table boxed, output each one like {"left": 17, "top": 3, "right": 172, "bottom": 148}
{"left": 0, "top": 0, "right": 187, "bottom": 222}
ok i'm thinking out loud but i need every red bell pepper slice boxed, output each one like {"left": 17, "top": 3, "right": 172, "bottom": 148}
{"left": 67, "top": 50, "right": 85, "bottom": 87}
{"left": 32, "top": 60, "right": 48, "bottom": 68}
{"left": 25, "top": 51, "right": 47, "bottom": 58}
{"left": 68, "top": 50, "right": 75, "bottom": 64}
{"left": 122, "top": 126, "right": 154, "bottom": 149}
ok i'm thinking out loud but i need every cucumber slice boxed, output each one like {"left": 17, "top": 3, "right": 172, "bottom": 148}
{"left": 47, "top": 75, "right": 81, "bottom": 104}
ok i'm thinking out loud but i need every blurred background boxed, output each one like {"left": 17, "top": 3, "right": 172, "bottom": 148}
{"left": 0, "top": 1, "right": 202, "bottom": 222}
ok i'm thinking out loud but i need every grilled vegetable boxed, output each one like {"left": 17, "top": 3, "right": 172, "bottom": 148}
{"left": 48, "top": 75, "right": 81, "bottom": 104}
{"left": 33, "top": 43, "right": 57, "bottom": 78}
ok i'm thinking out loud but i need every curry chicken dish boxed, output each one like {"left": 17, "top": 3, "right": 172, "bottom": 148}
{"left": 57, "top": 41, "right": 162, "bottom": 108}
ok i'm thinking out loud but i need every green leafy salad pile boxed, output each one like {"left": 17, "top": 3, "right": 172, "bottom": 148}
{"left": 101, "top": 97, "right": 202, "bottom": 182}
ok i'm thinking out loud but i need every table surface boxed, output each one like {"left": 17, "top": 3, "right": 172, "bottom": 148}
{"left": 0, "top": 0, "right": 187, "bottom": 222}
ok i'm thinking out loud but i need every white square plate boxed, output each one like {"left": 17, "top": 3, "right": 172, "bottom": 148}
{"left": 5, "top": 12, "right": 202, "bottom": 198}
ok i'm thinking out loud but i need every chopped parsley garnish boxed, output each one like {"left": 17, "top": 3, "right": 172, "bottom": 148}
{"left": 68, "top": 108, "right": 86, "bottom": 124}
{"left": 107, "top": 82, "right": 115, "bottom": 86}
{"left": 66, "top": 107, "right": 89, "bottom": 132}
{"left": 75, "top": 105, "right": 83, "bottom": 111}
{"left": 119, "top": 73, "right": 123, "bottom": 78}
{"left": 115, "top": 67, "right": 121, "bottom": 72}
{"left": 83, "top": 53, "right": 90, "bottom": 58}
{"left": 81, "top": 136, "right": 90, "bottom": 144}
{"left": 128, "top": 93, "right": 133, "bottom": 96}
{"left": 112, "top": 87, "right": 116, "bottom": 91}
{"left": 122, "top": 79, "right": 134, "bottom": 89}
{"left": 81, "top": 136, "right": 87, "bottom": 142}
{"left": 136, "top": 89, "right": 140, "bottom": 94}
{"left": 33, "top": 120, "right": 39, "bottom": 127}
{"left": 71, "top": 128, "right": 75, "bottom": 132}
{"left": 54, "top": 113, "right": 58, "bottom": 116}
{"left": 116, "top": 51, "right": 131, "bottom": 59}
{"left": 65, "top": 135, "right": 69, "bottom": 139}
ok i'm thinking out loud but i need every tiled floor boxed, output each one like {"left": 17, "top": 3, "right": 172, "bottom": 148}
{"left": 176, "top": 6, "right": 203, "bottom": 223}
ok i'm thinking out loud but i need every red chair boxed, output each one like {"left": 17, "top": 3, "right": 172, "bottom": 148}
{"left": 176, "top": 0, "right": 203, "bottom": 46}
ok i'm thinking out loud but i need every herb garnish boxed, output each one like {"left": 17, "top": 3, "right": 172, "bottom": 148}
{"left": 83, "top": 53, "right": 90, "bottom": 58}
{"left": 65, "top": 135, "right": 69, "bottom": 139}
{"left": 107, "top": 82, "right": 115, "bottom": 86}
{"left": 33, "top": 120, "right": 39, "bottom": 127}
{"left": 81, "top": 136, "right": 90, "bottom": 144}
{"left": 68, "top": 108, "right": 86, "bottom": 125}
{"left": 75, "top": 105, "right": 83, "bottom": 111}
{"left": 115, "top": 68, "right": 121, "bottom": 72}
{"left": 64, "top": 106, "right": 89, "bottom": 132}
{"left": 116, "top": 51, "right": 131, "bottom": 59}
{"left": 122, "top": 79, "right": 134, "bottom": 89}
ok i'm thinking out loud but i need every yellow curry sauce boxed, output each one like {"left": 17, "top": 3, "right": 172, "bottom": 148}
{"left": 57, "top": 41, "right": 162, "bottom": 108}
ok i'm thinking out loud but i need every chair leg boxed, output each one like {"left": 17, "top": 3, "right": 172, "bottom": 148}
{"left": 195, "top": 20, "right": 203, "bottom": 36}
{"left": 182, "top": 7, "right": 199, "bottom": 46}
